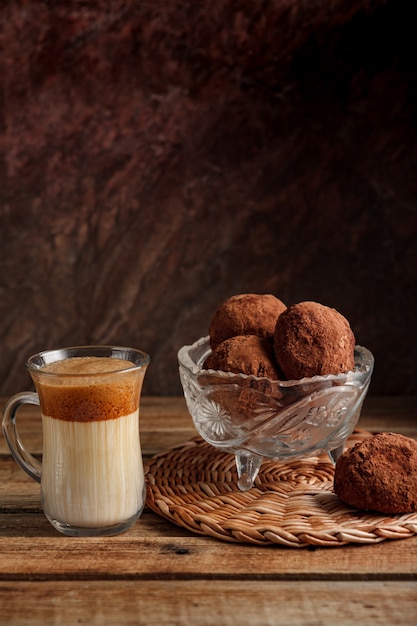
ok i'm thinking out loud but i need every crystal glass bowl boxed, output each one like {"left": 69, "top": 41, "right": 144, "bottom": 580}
{"left": 178, "top": 336, "right": 374, "bottom": 491}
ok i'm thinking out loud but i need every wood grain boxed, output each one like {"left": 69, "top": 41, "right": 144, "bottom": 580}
{"left": 1, "top": 525, "right": 417, "bottom": 581}
{"left": 1, "top": 581, "right": 417, "bottom": 626}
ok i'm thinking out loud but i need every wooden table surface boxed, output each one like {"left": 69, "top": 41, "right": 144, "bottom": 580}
{"left": 1, "top": 395, "right": 416, "bottom": 626}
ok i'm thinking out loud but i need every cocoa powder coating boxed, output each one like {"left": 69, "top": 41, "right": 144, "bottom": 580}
{"left": 274, "top": 301, "right": 355, "bottom": 379}
{"left": 204, "top": 334, "right": 281, "bottom": 379}
{"left": 209, "top": 293, "right": 286, "bottom": 350}
{"left": 334, "top": 432, "right": 417, "bottom": 514}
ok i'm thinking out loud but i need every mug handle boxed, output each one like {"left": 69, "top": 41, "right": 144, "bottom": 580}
{"left": 2, "top": 392, "right": 42, "bottom": 482}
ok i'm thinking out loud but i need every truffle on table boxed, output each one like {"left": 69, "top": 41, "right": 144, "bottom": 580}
{"left": 274, "top": 300, "right": 355, "bottom": 379}
{"left": 204, "top": 334, "right": 282, "bottom": 379}
{"left": 209, "top": 293, "right": 286, "bottom": 350}
{"left": 334, "top": 432, "right": 417, "bottom": 514}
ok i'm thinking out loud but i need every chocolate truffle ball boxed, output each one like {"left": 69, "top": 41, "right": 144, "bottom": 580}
{"left": 334, "top": 432, "right": 417, "bottom": 514}
{"left": 204, "top": 334, "right": 281, "bottom": 379}
{"left": 209, "top": 293, "right": 287, "bottom": 350}
{"left": 274, "top": 301, "right": 355, "bottom": 379}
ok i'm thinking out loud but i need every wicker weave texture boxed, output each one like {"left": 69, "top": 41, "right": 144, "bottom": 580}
{"left": 145, "top": 431, "right": 417, "bottom": 547}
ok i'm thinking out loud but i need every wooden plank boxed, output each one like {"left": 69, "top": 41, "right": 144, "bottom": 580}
{"left": 0, "top": 519, "right": 416, "bottom": 580}
{"left": 359, "top": 396, "right": 417, "bottom": 438}
{"left": 0, "top": 580, "right": 416, "bottom": 626}
{"left": 361, "top": 395, "right": 417, "bottom": 420}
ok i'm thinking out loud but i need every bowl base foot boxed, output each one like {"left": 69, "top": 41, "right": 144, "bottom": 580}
{"left": 235, "top": 450, "right": 263, "bottom": 491}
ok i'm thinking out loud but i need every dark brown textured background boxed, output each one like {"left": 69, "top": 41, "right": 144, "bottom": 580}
{"left": 1, "top": 0, "right": 416, "bottom": 397}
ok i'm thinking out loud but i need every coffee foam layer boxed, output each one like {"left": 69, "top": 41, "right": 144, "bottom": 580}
{"left": 34, "top": 357, "right": 143, "bottom": 422}
{"left": 41, "top": 356, "right": 136, "bottom": 376}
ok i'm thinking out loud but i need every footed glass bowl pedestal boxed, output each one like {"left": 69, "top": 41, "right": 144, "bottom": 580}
{"left": 178, "top": 337, "right": 374, "bottom": 491}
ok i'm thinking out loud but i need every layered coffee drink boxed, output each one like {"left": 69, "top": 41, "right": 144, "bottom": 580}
{"left": 33, "top": 356, "right": 146, "bottom": 532}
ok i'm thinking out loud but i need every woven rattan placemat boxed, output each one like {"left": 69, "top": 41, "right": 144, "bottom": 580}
{"left": 145, "top": 430, "right": 417, "bottom": 547}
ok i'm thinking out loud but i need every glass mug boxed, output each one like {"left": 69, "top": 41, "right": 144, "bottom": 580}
{"left": 2, "top": 346, "right": 150, "bottom": 537}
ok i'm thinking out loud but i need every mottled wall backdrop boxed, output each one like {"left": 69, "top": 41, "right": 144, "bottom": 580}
{"left": 1, "top": 0, "right": 416, "bottom": 396}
